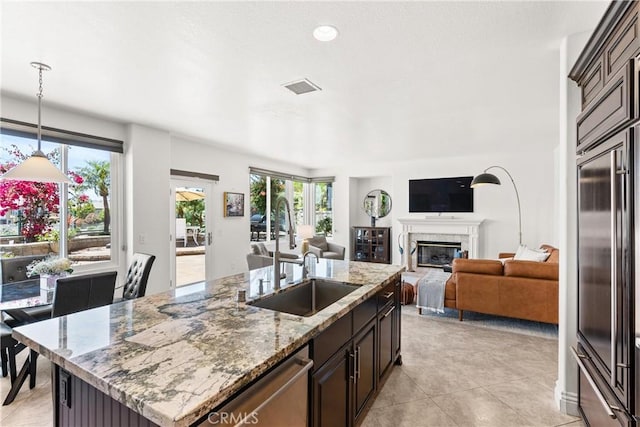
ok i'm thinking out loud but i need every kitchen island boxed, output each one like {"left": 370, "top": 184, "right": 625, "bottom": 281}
{"left": 12, "top": 259, "right": 403, "bottom": 426}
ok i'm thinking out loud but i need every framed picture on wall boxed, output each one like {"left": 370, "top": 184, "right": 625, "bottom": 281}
{"left": 224, "top": 192, "right": 244, "bottom": 217}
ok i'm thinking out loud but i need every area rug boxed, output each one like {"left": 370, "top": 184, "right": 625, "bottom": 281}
{"left": 404, "top": 305, "right": 558, "bottom": 340}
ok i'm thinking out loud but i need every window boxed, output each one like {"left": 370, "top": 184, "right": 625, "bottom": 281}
{"left": 249, "top": 172, "right": 287, "bottom": 241}
{"left": 249, "top": 167, "right": 334, "bottom": 241}
{"left": 293, "top": 180, "right": 305, "bottom": 228}
{"left": 0, "top": 120, "right": 122, "bottom": 281}
{"left": 314, "top": 181, "right": 333, "bottom": 237}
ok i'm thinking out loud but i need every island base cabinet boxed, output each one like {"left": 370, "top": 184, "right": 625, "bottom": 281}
{"left": 378, "top": 304, "right": 394, "bottom": 379}
{"left": 53, "top": 365, "right": 159, "bottom": 427}
{"left": 353, "top": 320, "right": 377, "bottom": 423}
{"left": 311, "top": 318, "right": 377, "bottom": 427}
{"left": 310, "top": 279, "right": 402, "bottom": 427}
{"left": 311, "top": 347, "right": 352, "bottom": 427}
{"left": 393, "top": 279, "right": 401, "bottom": 364}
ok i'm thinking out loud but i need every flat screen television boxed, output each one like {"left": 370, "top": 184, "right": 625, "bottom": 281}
{"left": 409, "top": 176, "right": 474, "bottom": 213}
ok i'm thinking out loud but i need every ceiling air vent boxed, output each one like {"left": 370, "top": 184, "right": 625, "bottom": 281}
{"left": 282, "top": 78, "right": 322, "bottom": 95}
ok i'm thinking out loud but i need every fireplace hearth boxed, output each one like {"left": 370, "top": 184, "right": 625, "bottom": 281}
{"left": 417, "top": 241, "right": 462, "bottom": 267}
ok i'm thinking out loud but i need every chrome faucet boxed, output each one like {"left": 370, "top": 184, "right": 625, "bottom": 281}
{"left": 273, "top": 195, "right": 296, "bottom": 288}
{"left": 302, "top": 251, "right": 319, "bottom": 280}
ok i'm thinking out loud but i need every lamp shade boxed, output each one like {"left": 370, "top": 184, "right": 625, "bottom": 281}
{"left": 1, "top": 151, "right": 73, "bottom": 184}
{"left": 298, "top": 224, "right": 315, "bottom": 240}
{"left": 470, "top": 172, "right": 501, "bottom": 188}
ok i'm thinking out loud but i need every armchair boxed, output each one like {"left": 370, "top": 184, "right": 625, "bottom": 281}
{"left": 246, "top": 243, "right": 299, "bottom": 270}
{"left": 307, "top": 235, "right": 345, "bottom": 260}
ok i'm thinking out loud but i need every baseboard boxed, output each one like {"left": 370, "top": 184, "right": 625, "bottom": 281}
{"left": 555, "top": 383, "right": 579, "bottom": 416}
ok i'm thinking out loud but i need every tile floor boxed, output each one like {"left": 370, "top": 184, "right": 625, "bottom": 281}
{"left": 361, "top": 308, "right": 582, "bottom": 427}
{"left": 0, "top": 304, "right": 583, "bottom": 426}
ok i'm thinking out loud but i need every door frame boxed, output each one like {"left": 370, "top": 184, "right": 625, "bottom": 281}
{"left": 169, "top": 177, "right": 214, "bottom": 287}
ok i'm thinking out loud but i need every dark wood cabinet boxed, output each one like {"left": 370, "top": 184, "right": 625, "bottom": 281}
{"left": 570, "top": 2, "right": 639, "bottom": 426}
{"left": 311, "top": 318, "right": 377, "bottom": 427}
{"left": 378, "top": 302, "right": 394, "bottom": 379}
{"left": 311, "top": 346, "right": 351, "bottom": 427}
{"left": 310, "top": 278, "right": 401, "bottom": 427}
{"left": 378, "top": 279, "right": 402, "bottom": 382}
{"left": 603, "top": 3, "right": 640, "bottom": 82}
{"left": 353, "top": 320, "right": 376, "bottom": 423}
{"left": 392, "top": 279, "right": 401, "bottom": 363}
{"left": 577, "top": 60, "right": 635, "bottom": 152}
{"left": 582, "top": 57, "right": 604, "bottom": 107}
{"left": 352, "top": 227, "right": 391, "bottom": 264}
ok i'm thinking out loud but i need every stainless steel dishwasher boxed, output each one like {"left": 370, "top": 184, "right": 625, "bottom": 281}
{"left": 203, "top": 345, "right": 313, "bottom": 426}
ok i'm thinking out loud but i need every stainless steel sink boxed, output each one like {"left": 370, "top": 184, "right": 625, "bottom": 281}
{"left": 248, "top": 279, "right": 359, "bottom": 317}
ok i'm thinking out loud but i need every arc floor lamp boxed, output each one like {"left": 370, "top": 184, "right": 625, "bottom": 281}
{"left": 471, "top": 166, "right": 522, "bottom": 245}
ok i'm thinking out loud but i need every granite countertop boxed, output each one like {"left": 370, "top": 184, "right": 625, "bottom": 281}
{"left": 13, "top": 259, "right": 403, "bottom": 427}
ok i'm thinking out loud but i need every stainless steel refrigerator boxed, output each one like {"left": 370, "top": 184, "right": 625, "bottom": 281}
{"left": 575, "top": 124, "right": 638, "bottom": 426}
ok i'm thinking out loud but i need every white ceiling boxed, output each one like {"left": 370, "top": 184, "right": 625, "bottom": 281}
{"left": 1, "top": 1, "right": 609, "bottom": 169}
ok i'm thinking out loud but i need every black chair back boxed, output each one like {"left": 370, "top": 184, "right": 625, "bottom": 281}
{"left": 0, "top": 255, "right": 45, "bottom": 284}
{"left": 123, "top": 253, "right": 155, "bottom": 300}
{"left": 87, "top": 271, "right": 118, "bottom": 309}
{"left": 52, "top": 271, "right": 117, "bottom": 317}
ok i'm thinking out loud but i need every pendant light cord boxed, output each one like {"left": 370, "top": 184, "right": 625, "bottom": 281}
{"left": 37, "top": 65, "right": 44, "bottom": 151}
{"left": 30, "top": 61, "right": 51, "bottom": 155}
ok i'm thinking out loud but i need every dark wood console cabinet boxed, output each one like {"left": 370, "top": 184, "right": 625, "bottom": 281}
{"left": 352, "top": 227, "right": 391, "bottom": 264}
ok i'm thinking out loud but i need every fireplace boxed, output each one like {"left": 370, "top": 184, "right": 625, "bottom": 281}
{"left": 398, "top": 217, "right": 483, "bottom": 271}
{"left": 417, "top": 241, "right": 462, "bottom": 268}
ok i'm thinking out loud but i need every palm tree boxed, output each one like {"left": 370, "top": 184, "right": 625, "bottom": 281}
{"left": 77, "top": 160, "right": 110, "bottom": 234}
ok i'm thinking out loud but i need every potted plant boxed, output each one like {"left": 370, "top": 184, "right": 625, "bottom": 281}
{"left": 38, "top": 228, "right": 78, "bottom": 253}
{"left": 27, "top": 256, "right": 74, "bottom": 290}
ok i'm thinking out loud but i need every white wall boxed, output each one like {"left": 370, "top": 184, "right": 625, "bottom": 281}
{"left": 1, "top": 95, "right": 126, "bottom": 141}
{"left": 169, "top": 136, "right": 310, "bottom": 279}
{"left": 555, "top": 31, "right": 591, "bottom": 416}
{"left": 315, "top": 150, "right": 558, "bottom": 265}
{"left": 352, "top": 176, "right": 394, "bottom": 228}
{"left": 125, "top": 124, "right": 171, "bottom": 295}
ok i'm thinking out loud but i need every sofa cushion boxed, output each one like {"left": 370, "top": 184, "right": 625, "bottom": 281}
{"left": 308, "top": 236, "right": 328, "bottom": 251}
{"left": 514, "top": 246, "right": 550, "bottom": 262}
{"left": 456, "top": 274, "right": 502, "bottom": 314}
{"left": 250, "top": 244, "right": 262, "bottom": 255}
{"left": 504, "top": 260, "right": 558, "bottom": 281}
{"left": 452, "top": 258, "right": 503, "bottom": 275}
{"left": 499, "top": 276, "right": 559, "bottom": 324}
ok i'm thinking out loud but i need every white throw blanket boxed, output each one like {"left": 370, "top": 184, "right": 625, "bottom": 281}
{"left": 416, "top": 269, "right": 452, "bottom": 313}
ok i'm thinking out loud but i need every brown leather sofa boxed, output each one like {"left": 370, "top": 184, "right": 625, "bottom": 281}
{"left": 444, "top": 245, "right": 559, "bottom": 324}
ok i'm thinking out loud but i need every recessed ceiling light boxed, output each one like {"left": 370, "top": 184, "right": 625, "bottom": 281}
{"left": 313, "top": 25, "right": 338, "bottom": 42}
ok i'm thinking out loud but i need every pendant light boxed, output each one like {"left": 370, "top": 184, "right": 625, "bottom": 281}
{"left": 1, "top": 62, "right": 73, "bottom": 184}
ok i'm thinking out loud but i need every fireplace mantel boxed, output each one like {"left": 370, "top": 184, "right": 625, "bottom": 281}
{"left": 397, "top": 217, "right": 484, "bottom": 271}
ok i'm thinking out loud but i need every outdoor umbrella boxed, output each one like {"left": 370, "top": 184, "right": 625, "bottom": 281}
{"left": 175, "top": 188, "right": 205, "bottom": 202}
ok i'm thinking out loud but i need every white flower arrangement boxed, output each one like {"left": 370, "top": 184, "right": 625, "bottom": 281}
{"left": 27, "top": 257, "right": 74, "bottom": 277}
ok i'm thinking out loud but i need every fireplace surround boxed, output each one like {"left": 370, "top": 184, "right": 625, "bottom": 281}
{"left": 398, "top": 217, "right": 483, "bottom": 271}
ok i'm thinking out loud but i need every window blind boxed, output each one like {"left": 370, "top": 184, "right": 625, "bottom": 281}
{"left": 1, "top": 117, "right": 124, "bottom": 153}
{"left": 249, "top": 166, "right": 334, "bottom": 183}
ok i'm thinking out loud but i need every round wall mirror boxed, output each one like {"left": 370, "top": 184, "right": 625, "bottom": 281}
{"left": 363, "top": 190, "right": 392, "bottom": 226}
